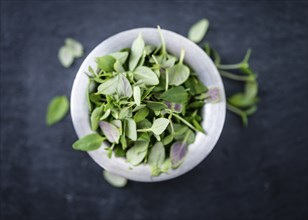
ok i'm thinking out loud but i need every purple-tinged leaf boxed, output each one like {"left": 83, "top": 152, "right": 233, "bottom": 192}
{"left": 99, "top": 121, "right": 120, "bottom": 143}
{"left": 207, "top": 87, "right": 220, "bottom": 103}
{"left": 117, "top": 74, "right": 132, "bottom": 98}
{"left": 170, "top": 142, "right": 187, "bottom": 168}
{"left": 164, "top": 101, "right": 183, "bottom": 113}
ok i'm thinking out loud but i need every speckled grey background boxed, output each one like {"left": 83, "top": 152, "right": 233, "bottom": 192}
{"left": 1, "top": 0, "right": 307, "bottom": 220}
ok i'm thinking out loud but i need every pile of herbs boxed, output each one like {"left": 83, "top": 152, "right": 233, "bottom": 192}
{"left": 72, "top": 27, "right": 216, "bottom": 176}
{"left": 46, "top": 19, "right": 260, "bottom": 187}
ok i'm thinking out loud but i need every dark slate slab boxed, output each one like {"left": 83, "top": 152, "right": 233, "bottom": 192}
{"left": 1, "top": 1, "right": 307, "bottom": 220}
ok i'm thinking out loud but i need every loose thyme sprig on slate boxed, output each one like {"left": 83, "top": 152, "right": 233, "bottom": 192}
{"left": 188, "top": 19, "right": 260, "bottom": 126}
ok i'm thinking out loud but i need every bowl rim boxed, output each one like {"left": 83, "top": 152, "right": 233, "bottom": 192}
{"left": 71, "top": 27, "right": 226, "bottom": 182}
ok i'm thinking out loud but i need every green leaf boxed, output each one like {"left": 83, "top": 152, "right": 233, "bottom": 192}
{"left": 126, "top": 141, "right": 149, "bottom": 166}
{"left": 114, "top": 146, "right": 126, "bottom": 157}
{"left": 90, "top": 105, "right": 104, "bottom": 131}
{"left": 96, "top": 55, "right": 116, "bottom": 72}
{"left": 119, "top": 107, "right": 132, "bottom": 119}
{"left": 97, "top": 74, "right": 132, "bottom": 98}
{"left": 72, "top": 133, "right": 104, "bottom": 151}
{"left": 87, "top": 66, "right": 97, "bottom": 77}
{"left": 172, "top": 124, "right": 189, "bottom": 140}
{"left": 110, "top": 51, "right": 129, "bottom": 64}
{"left": 138, "top": 50, "right": 147, "bottom": 67}
{"left": 144, "top": 45, "right": 156, "bottom": 55}
{"left": 97, "top": 76, "right": 118, "bottom": 95}
{"left": 138, "top": 133, "right": 151, "bottom": 142}
{"left": 161, "top": 86, "right": 188, "bottom": 104}
{"left": 184, "top": 77, "right": 208, "bottom": 95}
{"left": 187, "top": 101, "right": 204, "bottom": 109}
{"left": 86, "top": 79, "right": 97, "bottom": 111}
{"left": 133, "top": 86, "right": 141, "bottom": 106}
{"left": 89, "top": 93, "right": 103, "bottom": 105}
{"left": 168, "top": 64, "right": 190, "bottom": 86}
{"left": 58, "top": 46, "right": 74, "bottom": 68}
{"left": 117, "top": 74, "right": 133, "bottom": 98}
{"left": 134, "top": 66, "right": 159, "bottom": 85}
{"left": 161, "top": 159, "right": 172, "bottom": 173}
{"left": 228, "top": 93, "right": 258, "bottom": 108}
{"left": 162, "top": 134, "right": 174, "bottom": 145}
{"left": 150, "top": 166, "right": 162, "bottom": 176}
{"left": 65, "top": 38, "right": 83, "bottom": 58}
{"left": 99, "top": 121, "right": 120, "bottom": 143}
{"left": 114, "top": 60, "right": 125, "bottom": 73}
{"left": 134, "top": 107, "right": 149, "bottom": 123}
{"left": 148, "top": 142, "right": 165, "bottom": 167}
{"left": 111, "top": 120, "right": 122, "bottom": 133}
{"left": 46, "top": 96, "right": 69, "bottom": 126}
{"left": 100, "top": 109, "right": 111, "bottom": 120}
{"left": 192, "top": 119, "right": 205, "bottom": 133}
{"left": 146, "top": 102, "right": 167, "bottom": 111}
{"left": 129, "top": 34, "right": 145, "bottom": 71}
{"left": 137, "top": 119, "right": 152, "bottom": 129}
{"left": 149, "top": 118, "right": 169, "bottom": 135}
{"left": 103, "top": 170, "right": 127, "bottom": 188}
{"left": 245, "top": 81, "right": 258, "bottom": 100}
{"left": 125, "top": 118, "right": 137, "bottom": 141}
{"left": 162, "top": 57, "right": 177, "bottom": 69}
{"left": 185, "top": 129, "right": 196, "bottom": 144}
{"left": 188, "top": 18, "right": 209, "bottom": 43}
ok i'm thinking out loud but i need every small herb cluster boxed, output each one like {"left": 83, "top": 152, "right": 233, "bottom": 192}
{"left": 72, "top": 27, "right": 217, "bottom": 176}
{"left": 47, "top": 18, "right": 260, "bottom": 186}
{"left": 58, "top": 38, "right": 84, "bottom": 68}
{"left": 187, "top": 19, "right": 259, "bottom": 126}
{"left": 204, "top": 45, "right": 259, "bottom": 126}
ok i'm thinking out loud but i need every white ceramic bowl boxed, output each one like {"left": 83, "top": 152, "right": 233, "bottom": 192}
{"left": 71, "top": 28, "right": 226, "bottom": 182}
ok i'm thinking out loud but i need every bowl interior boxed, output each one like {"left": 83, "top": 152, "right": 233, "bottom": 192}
{"left": 71, "top": 28, "right": 226, "bottom": 182}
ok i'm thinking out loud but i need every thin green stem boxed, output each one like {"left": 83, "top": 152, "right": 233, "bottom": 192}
{"left": 219, "top": 70, "right": 255, "bottom": 82}
{"left": 165, "top": 69, "right": 169, "bottom": 91}
{"left": 227, "top": 103, "right": 248, "bottom": 127}
{"left": 169, "top": 111, "right": 198, "bottom": 132}
{"left": 157, "top": 25, "right": 166, "bottom": 56}
{"left": 183, "top": 130, "right": 191, "bottom": 144}
{"left": 167, "top": 110, "right": 175, "bottom": 135}
{"left": 179, "top": 49, "right": 185, "bottom": 64}
{"left": 137, "top": 128, "right": 150, "bottom": 132}
{"left": 151, "top": 55, "right": 159, "bottom": 65}
{"left": 226, "top": 103, "right": 244, "bottom": 115}
{"left": 217, "top": 63, "right": 248, "bottom": 70}
{"left": 217, "top": 49, "right": 251, "bottom": 70}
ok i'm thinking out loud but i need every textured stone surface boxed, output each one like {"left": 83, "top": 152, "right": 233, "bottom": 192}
{"left": 0, "top": 1, "right": 307, "bottom": 220}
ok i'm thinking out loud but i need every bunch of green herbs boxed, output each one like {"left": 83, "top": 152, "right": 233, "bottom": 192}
{"left": 47, "top": 19, "right": 260, "bottom": 187}
{"left": 72, "top": 27, "right": 216, "bottom": 176}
